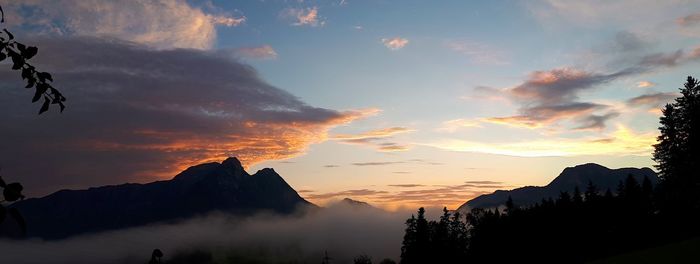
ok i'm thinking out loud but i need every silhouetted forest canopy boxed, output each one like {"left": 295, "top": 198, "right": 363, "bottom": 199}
{"left": 400, "top": 76, "right": 700, "bottom": 263}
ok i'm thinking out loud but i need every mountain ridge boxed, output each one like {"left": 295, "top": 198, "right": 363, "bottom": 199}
{"left": 9, "top": 157, "right": 314, "bottom": 240}
{"left": 457, "top": 163, "right": 658, "bottom": 212}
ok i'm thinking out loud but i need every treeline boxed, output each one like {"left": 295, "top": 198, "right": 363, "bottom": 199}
{"left": 400, "top": 76, "right": 700, "bottom": 263}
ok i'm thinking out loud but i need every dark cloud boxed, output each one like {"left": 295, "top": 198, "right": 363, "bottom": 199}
{"left": 464, "top": 180, "right": 503, "bottom": 185}
{"left": 483, "top": 68, "right": 629, "bottom": 129}
{"left": 323, "top": 165, "right": 340, "bottom": 168}
{"left": 481, "top": 33, "right": 700, "bottom": 131}
{"left": 640, "top": 50, "right": 685, "bottom": 67}
{"left": 627, "top": 93, "right": 678, "bottom": 108}
{"left": 303, "top": 189, "right": 389, "bottom": 200}
{"left": 574, "top": 111, "right": 621, "bottom": 131}
{"left": 486, "top": 102, "right": 608, "bottom": 128}
{"left": 509, "top": 68, "right": 627, "bottom": 105}
{"left": 0, "top": 36, "right": 369, "bottom": 196}
{"left": 627, "top": 92, "right": 679, "bottom": 108}
{"left": 388, "top": 184, "right": 424, "bottom": 188}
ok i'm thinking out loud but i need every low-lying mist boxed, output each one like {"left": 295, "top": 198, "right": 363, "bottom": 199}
{"left": 0, "top": 202, "right": 443, "bottom": 264}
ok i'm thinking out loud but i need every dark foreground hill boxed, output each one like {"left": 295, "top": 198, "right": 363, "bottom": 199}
{"left": 458, "top": 163, "right": 657, "bottom": 211}
{"left": 10, "top": 157, "right": 314, "bottom": 239}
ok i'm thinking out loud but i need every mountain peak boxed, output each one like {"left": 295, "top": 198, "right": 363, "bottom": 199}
{"left": 222, "top": 157, "right": 243, "bottom": 169}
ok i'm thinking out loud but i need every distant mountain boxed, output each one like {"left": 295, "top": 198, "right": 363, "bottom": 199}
{"left": 458, "top": 163, "right": 658, "bottom": 212}
{"left": 10, "top": 157, "right": 314, "bottom": 239}
{"left": 338, "top": 198, "right": 374, "bottom": 208}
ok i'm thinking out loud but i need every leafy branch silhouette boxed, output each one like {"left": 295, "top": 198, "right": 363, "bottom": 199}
{"left": 0, "top": 172, "right": 26, "bottom": 236}
{"left": 0, "top": 5, "right": 66, "bottom": 114}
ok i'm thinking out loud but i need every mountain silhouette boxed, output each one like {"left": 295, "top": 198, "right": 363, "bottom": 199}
{"left": 10, "top": 157, "right": 314, "bottom": 239}
{"left": 458, "top": 163, "right": 658, "bottom": 211}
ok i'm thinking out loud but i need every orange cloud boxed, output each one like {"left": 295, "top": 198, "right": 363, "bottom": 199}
{"left": 382, "top": 37, "right": 409, "bottom": 50}
{"left": 0, "top": 37, "right": 375, "bottom": 196}
{"left": 636, "top": 81, "right": 656, "bottom": 88}
{"left": 283, "top": 7, "right": 324, "bottom": 27}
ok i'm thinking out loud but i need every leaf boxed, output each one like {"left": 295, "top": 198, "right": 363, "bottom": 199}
{"left": 8, "top": 50, "right": 23, "bottom": 70}
{"left": 0, "top": 52, "right": 6, "bottom": 62}
{"left": 16, "top": 43, "right": 25, "bottom": 53}
{"left": 8, "top": 208, "right": 26, "bottom": 236}
{"left": 37, "top": 72, "right": 53, "bottom": 82}
{"left": 33, "top": 82, "right": 49, "bottom": 102}
{"left": 3, "top": 29, "right": 13, "bottom": 40}
{"left": 39, "top": 96, "right": 50, "bottom": 114}
{"left": 32, "top": 88, "right": 42, "bottom": 103}
{"left": 59, "top": 101, "right": 66, "bottom": 112}
{"left": 0, "top": 5, "right": 4, "bottom": 23}
{"left": 25, "top": 77, "right": 35, "bottom": 88}
{"left": 3, "top": 182, "right": 24, "bottom": 202}
{"left": 21, "top": 67, "right": 31, "bottom": 80}
{"left": 23, "top": 46, "right": 38, "bottom": 60}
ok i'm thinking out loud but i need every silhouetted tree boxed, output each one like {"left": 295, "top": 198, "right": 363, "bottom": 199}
{"left": 0, "top": 4, "right": 64, "bottom": 237}
{"left": 585, "top": 180, "right": 599, "bottom": 202}
{"left": 504, "top": 196, "right": 515, "bottom": 215}
{"left": 321, "top": 250, "right": 332, "bottom": 264}
{"left": 654, "top": 76, "right": 700, "bottom": 212}
{"left": 353, "top": 255, "right": 372, "bottom": 264}
{"left": 0, "top": 174, "right": 26, "bottom": 236}
{"left": 0, "top": 5, "right": 66, "bottom": 114}
{"left": 149, "top": 249, "right": 163, "bottom": 264}
{"left": 379, "top": 259, "right": 397, "bottom": 264}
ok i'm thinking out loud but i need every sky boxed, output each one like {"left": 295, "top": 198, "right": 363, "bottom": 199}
{"left": 1, "top": 0, "right": 699, "bottom": 210}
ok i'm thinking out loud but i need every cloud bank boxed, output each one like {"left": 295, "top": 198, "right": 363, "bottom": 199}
{"left": 0, "top": 204, "right": 408, "bottom": 264}
{"left": 5, "top": 0, "right": 244, "bottom": 49}
{"left": 0, "top": 37, "right": 370, "bottom": 195}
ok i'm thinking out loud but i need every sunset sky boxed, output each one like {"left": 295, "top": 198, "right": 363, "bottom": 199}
{"left": 1, "top": 0, "right": 699, "bottom": 210}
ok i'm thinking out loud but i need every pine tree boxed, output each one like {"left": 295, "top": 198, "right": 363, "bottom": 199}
{"left": 400, "top": 215, "right": 417, "bottom": 264}
{"left": 573, "top": 186, "right": 583, "bottom": 205}
{"left": 585, "top": 180, "right": 599, "bottom": 202}
{"left": 654, "top": 76, "right": 700, "bottom": 212}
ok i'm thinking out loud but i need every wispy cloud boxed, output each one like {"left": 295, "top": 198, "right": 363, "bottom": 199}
{"left": 382, "top": 37, "right": 409, "bottom": 50}
{"left": 446, "top": 40, "right": 509, "bottom": 65}
{"left": 351, "top": 162, "right": 404, "bottom": 166}
{"left": 438, "top": 119, "right": 482, "bottom": 132}
{"left": 333, "top": 127, "right": 413, "bottom": 152}
{"left": 304, "top": 181, "right": 511, "bottom": 209}
{"left": 233, "top": 45, "right": 278, "bottom": 60}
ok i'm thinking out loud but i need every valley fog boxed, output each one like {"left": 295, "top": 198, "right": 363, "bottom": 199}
{"left": 0, "top": 202, "right": 446, "bottom": 264}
